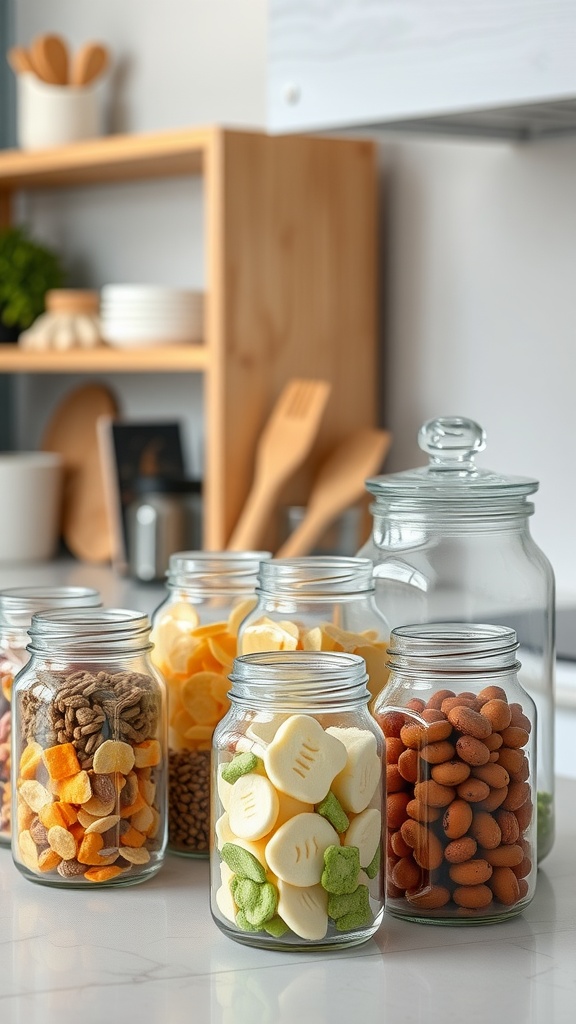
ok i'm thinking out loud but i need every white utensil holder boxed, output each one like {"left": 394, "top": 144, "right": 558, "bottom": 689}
{"left": 17, "top": 73, "right": 103, "bottom": 150}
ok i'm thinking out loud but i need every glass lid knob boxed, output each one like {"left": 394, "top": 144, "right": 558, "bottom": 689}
{"left": 418, "top": 416, "right": 486, "bottom": 470}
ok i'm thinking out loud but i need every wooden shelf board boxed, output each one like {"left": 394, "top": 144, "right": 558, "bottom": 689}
{"left": 0, "top": 343, "right": 209, "bottom": 374}
{"left": 0, "top": 127, "right": 216, "bottom": 189}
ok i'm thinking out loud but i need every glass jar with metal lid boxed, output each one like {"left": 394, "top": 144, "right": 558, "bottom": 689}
{"left": 237, "top": 557, "right": 390, "bottom": 705}
{"left": 358, "top": 416, "right": 555, "bottom": 862}
{"left": 150, "top": 550, "right": 271, "bottom": 857}
{"left": 0, "top": 585, "right": 102, "bottom": 846}
{"left": 373, "top": 623, "right": 536, "bottom": 925}
{"left": 11, "top": 607, "right": 167, "bottom": 888}
{"left": 211, "top": 650, "right": 384, "bottom": 950}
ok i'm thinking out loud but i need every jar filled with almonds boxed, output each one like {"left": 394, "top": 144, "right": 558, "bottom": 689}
{"left": 374, "top": 623, "right": 536, "bottom": 925}
{"left": 211, "top": 650, "right": 385, "bottom": 950}
{"left": 237, "top": 557, "right": 390, "bottom": 703}
{"left": 150, "top": 551, "right": 271, "bottom": 857}
{"left": 0, "top": 586, "right": 102, "bottom": 847}
{"left": 11, "top": 608, "right": 167, "bottom": 888}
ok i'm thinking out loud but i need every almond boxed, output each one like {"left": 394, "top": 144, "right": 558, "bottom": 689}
{"left": 448, "top": 706, "right": 492, "bottom": 740}
{"left": 495, "top": 809, "right": 520, "bottom": 845}
{"left": 444, "top": 836, "right": 478, "bottom": 864}
{"left": 501, "top": 781, "right": 530, "bottom": 811}
{"left": 397, "top": 748, "right": 419, "bottom": 783}
{"left": 453, "top": 884, "right": 493, "bottom": 909}
{"left": 431, "top": 760, "right": 471, "bottom": 787}
{"left": 480, "top": 699, "right": 512, "bottom": 732}
{"left": 406, "top": 885, "right": 451, "bottom": 909}
{"left": 406, "top": 798, "right": 441, "bottom": 823}
{"left": 478, "top": 786, "right": 509, "bottom": 812}
{"left": 387, "top": 791, "right": 411, "bottom": 830}
{"left": 471, "top": 763, "right": 510, "bottom": 789}
{"left": 386, "top": 764, "right": 408, "bottom": 794}
{"left": 385, "top": 737, "right": 405, "bottom": 765}
{"left": 391, "top": 855, "right": 422, "bottom": 890}
{"left": 414, "top": 779, "right": 455, "bottom": 807}
{"left": 490, "top": 865, "right": 520, "bottom": 905}
{"left": 456, "top": 777, "right": 491, "bottom": 803}
{"left": 425, "top": 689, "right": 455, "bottom": 710}
{"left": 455, "top": 735, "right": 491, "bottom": 766}
{"left": 496, "top": 747, "right": 524, "bottom": 775}
{"left": 477, "top": 685, "right": 508, "bottom": 704}
{"left": 499, "top": 726, "right": 529, "bottom": 749}
{"left": 470, "top": 811, "right": 501, "bottom": 850}
{"left": 419, "top": 740, "right": 455, "bottom": 765}
{"left": 449, "top": 859, "right": 493, "bottom": 885}
{"left": 481, "top": 843, "right": 524, "bottom": 867}
{"left": 509, "top": 703, "right": 532, "bottom": 733}
{"left": 442, "top": 799, "right": 473, "bottom": 839}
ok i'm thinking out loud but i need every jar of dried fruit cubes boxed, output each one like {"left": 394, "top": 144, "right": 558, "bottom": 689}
{"left": 237, "top": 557, "right": 390, "bottom": 704}
{"left": 373, "top": 623, "right": 536, "bottom": 925}
{"left": 211, "top": 650, "right": 384, "bottom": 950}
{"left": 11, "top": 607, "right": 167, "bottom": 888}
{"left": 150, "top": 550, "right": 271, "bottom": 857}
{"left": 0, "top": 585, "right": 101, "bottom": 847}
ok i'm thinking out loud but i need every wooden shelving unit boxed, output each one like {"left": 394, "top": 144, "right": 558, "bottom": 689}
{"left": 0, "top": 126, "right": 378, "bottom": 550}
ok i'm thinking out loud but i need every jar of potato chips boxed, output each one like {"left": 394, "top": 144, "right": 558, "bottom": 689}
{"left": 11, "top": 607, "right": 167, "bottom": 888}
{"left": 0, "top": 585, "right": 101, "bottom": 847}
{"left": 211, "top": 650, "right": 385, "bottom": 950}
{"left": 150, "top": 551, "right": 271, "bottom": 857}
{"left": 237, "top": 557, "right": 389, "bottom": 703}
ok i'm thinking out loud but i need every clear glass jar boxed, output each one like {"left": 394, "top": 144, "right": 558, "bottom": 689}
{"left": 358, "top": 416, "right": 555, "bottom": 862}
{"left": 0, "top": 585, "right": 102, "bottom": 846}
{"left": 211, "top": 650, "right": 384, "bottom": 951}
{"left": 373, "top": 623, "right": 536, "bottom": 925}
{"left": 238, "top": 557, "right": 390, "bottom": 704}
{"left": 11, "top": 607, "right": 167, "bottom": 888}
{"left": 150, "top": 550, "right": 271, "bottom": 857}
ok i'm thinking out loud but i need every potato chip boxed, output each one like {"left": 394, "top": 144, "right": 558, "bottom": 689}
{"left": 93, "top": 740, "right": 135, "bottom": 776}
{"left": 227, "top": 598, "right": 257, "bottom": 637}
{"left": 240, "top": 617, "right": 299, "bottom": 655}
{"left": 191, "top": 621, "right": 228, "bottom": 640}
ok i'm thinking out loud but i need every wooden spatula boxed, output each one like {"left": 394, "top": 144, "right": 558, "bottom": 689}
{"left": 7, "top": 46, "right": 35, "bottom": 75}
{"left": 275, "top": 427, "right": 392, "bottom": 557}
{"left": 70, "top": 42, "right": 109, "bottom": 86}
{"left": 30, "top": 33, "right": 69, "bottom": 85}
{"left": 227, "top": 378, "right": 331, "bottom": 551}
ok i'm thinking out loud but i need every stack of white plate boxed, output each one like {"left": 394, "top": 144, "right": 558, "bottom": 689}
{"left": 100, "top": 285, "right": 204, "bottom": 348}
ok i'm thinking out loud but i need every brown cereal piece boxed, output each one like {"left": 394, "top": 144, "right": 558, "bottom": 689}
{"left": 42, "top": 742, "right": 81, "bottom": 781}
{"left": 499, "top": 726, "right": 529, "bottom": 749}
{"left": 85, "top": 814, "right": 121, "bottom": 835}
{"left": 456, "top": 778, "right": 490, "bottom": 803}
{"left": 477, "top": 685, "right": 508, "bottom": 704}
{"left": 387, "top": 791, "right": 411, "bottom": 830}
{"left": 414, "top": 780, "right": 455, "bottom": 808}
{"left": 38, "top": 801, "right": 77, "bottom": 830}
{"left": 38, "top": 848, "right": 61, "bottom": 872}
{"left": 471, "top": 763, "right": 510, "bottom": 790}
{"left": 448, "top": 706, "right": 492, "bottom": 740}
{"left": 431, "top": 760, "right": 471, "bottom": 787}
{"left": 490, "top": 866, "right": 521, "bottom": 905}
{"left": 501, "top": 781, "right": 530, "bottom": 811}
{"left": 481, "top": 844, "right": 524, "bottom": 867}
{"left": 419, "top": 740, "right": 455, "bottom": 765}
{"left": 453, "top": 884, "right": 493, "bottom": 909}
{"left": 19, "top": 742, "right": 44, "bottom": 781}
{"left": 397, "top": 748, "right": 419, "bottom": 783}
{"left": 93, "top": 740, "right": 135, "bottom": 775}
{"left": 406, "top": 799, "right": 441, "bottom": 824}
{"left": 405, "top": 885, "right": 451, "bottom": 909}
{"left": 57, "top": 858, "right": 86, "bottom": 878}
{"left": 120, "top": 772, "right": 139, "bottom": 808}
{"left": 133, "top": 739, "right": 161, "bottom": 768}
{"left": 425, "top": 689, "right": 455, "bottom": 711}
{"left": 84, "top": 865, "right": 125, "bottom": 883}
{"left": 479, "top": 699, "right": 511, "bottom": 732}
{"left": 19, "top": 780, "right": 52, "bottom": 813}
{"left": 444, "top": 837, "right": 478, "bottom": 864}
{"left": 442, "top": 799, "right": 473, "bottom": 840}
{"left": 455, "top": 735, "right": 491, "bottom": 766}
{"left": 385, "top": 737, "right": 405, "bottom": 765}
{"left": 449, "top": 859, "right": 493, "bottom": 886}
{"left": 91, "top": 772, "right": 120, "bottom": 803}
{"left": 47, "top": 824, "right": 77, "bottom": 860}
{"left": 391, "top": 855, "right": 422, "bottom": 890}
{"left": 29, "top": 817, "right": 49, "bottom": 848}
{"left": 118, "top": 846, "right": 150, "bottom": 865}
{"left": 386, "top": 764, "right": 408, "bottom": 793}
{"left": 57, "top": 771, "right": 92, "bottom": 805}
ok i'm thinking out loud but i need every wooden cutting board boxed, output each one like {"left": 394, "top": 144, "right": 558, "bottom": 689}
{"left": 41, "top": 382, "right": 120, "bottom": 563}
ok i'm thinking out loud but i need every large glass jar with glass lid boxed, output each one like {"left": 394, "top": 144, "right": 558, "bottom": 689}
{"left": 11, "top": 607, "right": 167, "bottom": 888}
{"left": 150, "top": 550, "right": 271, "bottom": 857}
{"left": 358, "top": 416, "right": 555, "bottom": 861}
{"left": 237, "top": 557, "right": 390, "bottom": 705}
{"left": 0, "top": 585, "right": 102, "bottom": 846}
{"left": 211, "top": 650, "right": 385, "bottom": 950}
{"left": 373, "top": 623, "right": 536, "bottom": 926}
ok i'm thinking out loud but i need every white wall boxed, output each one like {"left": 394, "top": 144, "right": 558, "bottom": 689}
{"left": 13, "top": 1, "right": 576, "bottom": 601}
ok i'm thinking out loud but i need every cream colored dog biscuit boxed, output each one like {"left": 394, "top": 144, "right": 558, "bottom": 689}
{"left": 326, "top": 727, "right": 381, "bottom": 813}
{"left": 264, "top": 714, "right": 348, "bottom": 803}
{"left": 228, "top": 773, "right": 280, "bottom": 841}
{"left": 342, "top": 807, "right": 381, "bottom": 869}
{"left": 265, "top": 812, "right": 339, "bottom": 887}
{"left": 276, "top": 880, "right": 328, "bottom": 940}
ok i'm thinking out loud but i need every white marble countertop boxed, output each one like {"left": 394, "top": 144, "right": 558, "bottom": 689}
{"left": 0, "top": 775, "right": 573, "bottom": 1023}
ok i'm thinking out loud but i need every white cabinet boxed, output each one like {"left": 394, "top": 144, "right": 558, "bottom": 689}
{"left": 269, "top": 0, "right": 576, "bottom": 140}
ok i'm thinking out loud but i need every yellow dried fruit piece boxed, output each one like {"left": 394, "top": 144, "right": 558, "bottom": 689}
{"left": 181, "top": 672, "right": 222, "bottom": 714}
{"left": 47, "top": 824, "right": 77, "bottom": 861}
{"left": 19, "top": 829, "right": 39, "bottom": 871}
{"left": 240, "top": 618, "right": 299, "bottom": 655}
{"left": 19, "top": 742, "right": 44, "bottom": 780}
{"left": 57, "top": 770, "right": 92, "bottom": 805}
{"left": 146, "top": 807, "right": 161, "bottom": 839}
{"left": 354, "top": 643, "right": 388, "bottom": 700}
{"left": 120, "top": 825, "right": 146, "bottom": 848}
{"left": 84, "top": 865, "right": 125, "bottom": 883}
{"left": 42, "top": 742, "right": 81, "bottom": 781}
{"left": 137, "top": 776, "right": 156, "bottom": 805}
{"left": 131, "top": 804, "right": 154, "bottom": 833}
{"left": 119, "top": 846, "right": 150, "bottom": 864}
{"left": 82, "top": 794, "right": 116, "bottom": 818}
{"left": 209, "top": 674, "right": 232, "bottom": 707}
{"left": 227, "top": 598, "right": 257, "bottom": 637}
{"left": 39, "top": 801, "right": 77, "bottom": 829}
{"left": 184, "top": 724, "right": 213, "bottom": 743}
{"left": 85, "top": 813, "right": 121, "bottom": 835}
{"left": 77, "top": 832, "right": 107, "bottom": 865}
{"left": 302, "top": 627, "right": 323, "bottom": 651}
{"left": 184, "top": 691, "right": 220, "bottom": 726}
{"left": 93, "top": 740, "right": 135, "bottom": 775}
{"left": 17, "top": 802, "right": 36, "bottom": 833}
{"left": 321, "top": 623, "right": 361, "bottom": 652}
{"left": 133, "top": 739, "right": 161, "bottom": 768}
{"left": 167, "top": 635, "right": 197, "bottom": 674}
{"left": 191, "top": 620, "right": 228, "bottom": 640}
{"left": 38, "top": 848, "right": 61, "bottom": 872}
{"left": 77, "top": 808, "right": 100, "bottom": 828}
{"left": 207, "top": 632, "right": 237, "bottom": 668}
{"left": 19, "top": 779, "right": 52, "bottom": 813}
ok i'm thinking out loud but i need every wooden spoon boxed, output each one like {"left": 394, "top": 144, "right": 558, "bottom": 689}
{"left": 30, "top": 33, "right": 69, "bottom": 85}
{"left": 7, "top": 45, "right": 35, "bottom": 75}
{"left": 275, "top": 427, "right": 392, "bottom": 557}
{"left": 70, "top": 42, "right": 109, "bottom": 86}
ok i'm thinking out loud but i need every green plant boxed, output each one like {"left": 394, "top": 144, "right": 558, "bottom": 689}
{"left": 0, "top": 226, "right": 65, "bottom": 330}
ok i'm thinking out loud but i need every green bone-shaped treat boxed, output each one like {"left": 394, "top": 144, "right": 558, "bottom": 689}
{"left": 231, "top": 876, "right": 278, "bottom": 927}
{"left": 235, "top": 910, "right": 261, "bottom": 932}
{"left": 328, "top": 884, "right": 371, "bottom": 922}
{"left": 263, "top": 916, "right": 290, "bottom": 937}
{"left": 321, "top": 844, "right": 360, "bottom": 895}
{"left": 316, "top": 791, "right": 350, "bottom": 833}
{"left": 364, "top": 844, "right": 381, "bottom": 879}
{"left": 221, "top": 842, "right": 267, "bottom": 883}
{"left": 221, "top": 751, "right": 263, "bottom": 784}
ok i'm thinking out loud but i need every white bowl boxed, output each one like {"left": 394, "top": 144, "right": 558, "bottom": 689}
{"left": 0, "top": 452, "right": 63, "bottom": 562}
{"left": 101, "top": 285, "right": 201, "bottom": 303}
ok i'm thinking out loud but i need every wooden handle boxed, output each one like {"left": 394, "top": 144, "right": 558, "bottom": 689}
{"left": 71, "top": 42, "right": 109, "bottom": 86}
{"left": 226, "top": 476, "right": 280, "bottom": 551}
{"left": 275, "top": 508, "right": 330, "bottom": 558}
{"left": 7, "top": 46, "right": 35, "bottom": 75}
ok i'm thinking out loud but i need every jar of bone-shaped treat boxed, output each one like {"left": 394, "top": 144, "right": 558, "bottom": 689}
{"left": 210, "top": 650, "right": 384, "bottom": 950}
{"left": 11, "top": 607, "right": 167, "bottom": 888}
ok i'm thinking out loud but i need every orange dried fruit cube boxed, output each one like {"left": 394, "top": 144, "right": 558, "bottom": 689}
{"left": 69, "top": 821, "right": 85, "bottom": 843}
{"left": 93, "top": 740, "right": 135, "bottom": 775}
{"left": 38, "top": 848, "right": 61, "bottom": 872}
{"left": 19, "top": 742, "right": 44, "bottom": 780}
{"left": 84, "top": 865, "right": 125, "bottom": 883}
{"left": 39, "top": 800, "right": 77, "bottom": 830}
{"left": 42, "top": 742, "right": 81, "bottom": 781}
{"left": 133, "top": 739, "right": 161, "bottom": 768}
{"left": 120, "top": 791, "right": 147, "bottom": 819}
{"left": 47, "top": 824, "right": 77, "bottom": 860}
{"left": 120, "top": 825, "right": 146, "bottom": 848}
{"left": 57, "top": 770, "right": 92, "bottom": 805}
{"left": 77, "top": 832, "right": 106, "bottom": 865}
